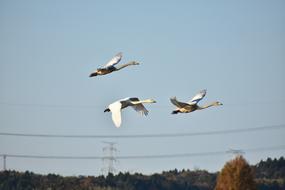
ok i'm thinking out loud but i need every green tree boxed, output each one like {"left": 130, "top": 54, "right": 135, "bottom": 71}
{"left": 215, "top": 155, "right": 257, "bottom": 190}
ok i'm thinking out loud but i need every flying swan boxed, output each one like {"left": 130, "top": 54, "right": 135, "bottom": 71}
{"left": 170, "top": 89, "right": 222, "bottom": 114}
{"left": 104, "top": 97, "right": 156, "bottom": 127}
{"left": 89, "top": 52, "right": 139, "bottom": 77}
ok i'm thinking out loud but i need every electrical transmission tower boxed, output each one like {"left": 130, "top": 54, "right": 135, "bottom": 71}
{"left": 226, "top": 149, "right": 245, "bottom": 158}
{"left": 101, "top": 142, "right": 117, "bottom": 175}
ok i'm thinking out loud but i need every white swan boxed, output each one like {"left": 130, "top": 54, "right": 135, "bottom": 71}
{"left": 89, "top": 52, "right": 139, "bottom": 77}
{"left": 170, "top": 89, "right": 222, "bottom": 114}
{"left": 104, "top": 97, "right": 156, "bottom": 127}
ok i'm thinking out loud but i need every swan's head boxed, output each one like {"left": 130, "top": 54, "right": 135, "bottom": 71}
{"left": 130, "top": 61, "right": 140, "bottom": 65}
{"left": 213, "top": 101, "right": 223, "bottom": 106}
{"left": 145, "top": 99, "right": 156, "bottom": 103}
{"left": 104, "top": 108, "right": 110, "bottom": 112}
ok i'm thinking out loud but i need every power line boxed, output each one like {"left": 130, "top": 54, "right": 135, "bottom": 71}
{"left": 1, "top": 145, "right": 285, "bottom": 160}
{"left": 0, "top": 124, "right": 284, "bottom": 139}
{"left": 226, "top": 149, "right": 245, "bottom": 156}
{"left": 0, "top": 102, "right": 100, "bottom": 109}
{"left": 117, "top": 145, "right": 285, "bottom": 159}
{"left": 1, "top": 154, "right": 102, "bottom": 160}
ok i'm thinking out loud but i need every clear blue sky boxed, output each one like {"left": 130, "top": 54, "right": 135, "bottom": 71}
{"left": 0, "top": 0, "right": 285, "bottom": 176}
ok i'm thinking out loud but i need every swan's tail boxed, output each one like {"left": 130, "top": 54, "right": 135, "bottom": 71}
{"left": 89, "top": 72, "right": 98, "bottom": 77}
{"left": 171, "top": 110, "right": 180, "bottom": 114}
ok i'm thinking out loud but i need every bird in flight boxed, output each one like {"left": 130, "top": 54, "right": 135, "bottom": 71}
{"left": 170, "top": 89, "right": 222, "bottom": 114}
{"left": 104, "top": 97, "right": 156, "bottom": 127}
{"left": 89, "top": 52, "right": 139, "bottom": 77}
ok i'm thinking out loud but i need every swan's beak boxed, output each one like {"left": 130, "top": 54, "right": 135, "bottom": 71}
{"left": 104, "top": 108, "right": 110, "bottom": 112}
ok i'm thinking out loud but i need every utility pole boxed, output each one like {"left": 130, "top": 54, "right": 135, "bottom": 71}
{"left": 3, "top": 155, "right": 6, "bottom": 171}
{"left": 101, "top": 142, "right": 117, "bottom": 175}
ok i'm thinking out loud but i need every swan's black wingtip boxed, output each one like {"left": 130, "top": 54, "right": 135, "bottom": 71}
{"left": 104, "top": 108, "right": 110, "bottom": 112}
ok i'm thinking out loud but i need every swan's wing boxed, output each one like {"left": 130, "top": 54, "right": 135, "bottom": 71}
{"left": 131, "top": 103, "right": 149, "bottom": 116}
{"left": 188, "top": 89, "right": 207, "bottom": 105}
{"left": 109, "top": 101, "right": 122, "bottom": 128}
{"left": 103, "top": 52, "right": 123, "bottom": 68}
{"left": 126, "top": 97, "right": 148, "bottom": 116}
{"left": 128, "top": 97, "right": 140, "bottom": 102}
{"left": 170, "top": 97, "right": 190, "bottom": 108}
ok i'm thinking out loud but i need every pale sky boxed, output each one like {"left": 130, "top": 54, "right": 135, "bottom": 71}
{"left": 0, "top": 0, "right": 285, "bottom": 176}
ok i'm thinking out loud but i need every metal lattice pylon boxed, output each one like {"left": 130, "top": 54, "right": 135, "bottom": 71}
{"left": 101, "top": 142, "right": 117, "bottom": 175}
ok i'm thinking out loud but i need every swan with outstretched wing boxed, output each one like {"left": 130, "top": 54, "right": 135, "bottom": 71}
{"left": 89, "top": 52, "right": 139, "bottom": 77}
{"left": 170, "top": 89, "right": 222, "bottom": 114}
{"left": 104, "top": 97, "right": 156, "bottom": 127}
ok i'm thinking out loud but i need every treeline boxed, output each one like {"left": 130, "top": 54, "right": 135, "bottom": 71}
{"left": 0, "top": 170, "right": 215, "bottom": 190}
{"left": 253, "top": 157, "right": 285, "bottom": 190}
{"left": 0, "top": 157, "right": 284, "bottom": 190}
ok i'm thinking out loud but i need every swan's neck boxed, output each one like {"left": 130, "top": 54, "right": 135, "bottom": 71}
{"left": 132, "top": 99, "right": 154, "bottom": 104}
{"left": 116, "top": 61, "right": 139, "bottom": 70}
{"left": 198, "top": 102, "right": 217, "bottom": 110}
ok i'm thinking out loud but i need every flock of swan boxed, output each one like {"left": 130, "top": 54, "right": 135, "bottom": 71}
{"left": 90, "top": 52, "right": 222, "bottom": 128}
